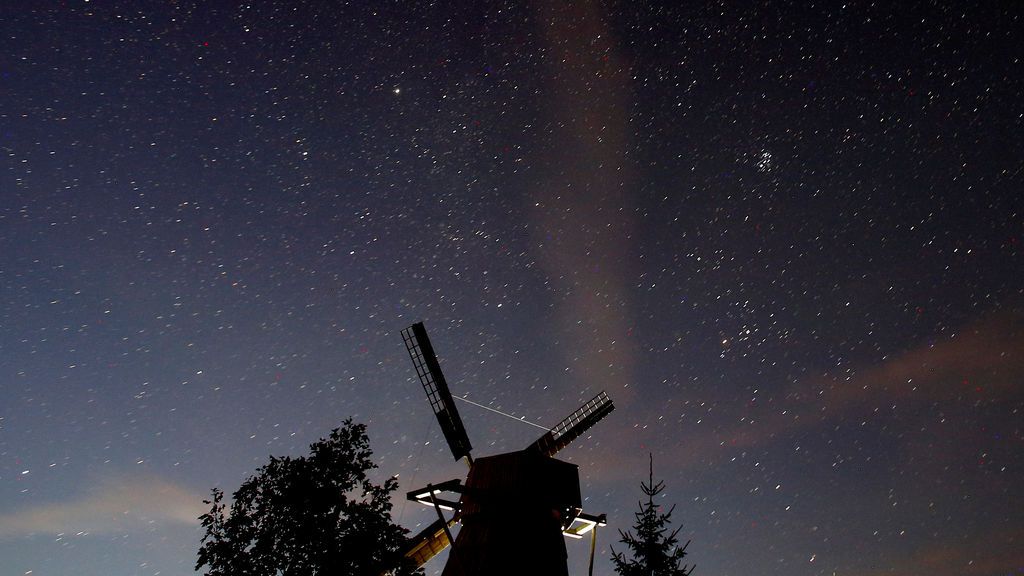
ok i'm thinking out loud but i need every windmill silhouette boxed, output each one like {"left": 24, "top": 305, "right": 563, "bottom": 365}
{"left": 399, "top": 322, "right": 614, "bottom": 576}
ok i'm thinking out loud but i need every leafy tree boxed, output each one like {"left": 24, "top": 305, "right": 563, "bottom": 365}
{"left": 196, "top": 419, "right": 421, "bottom": 576}
{"left": 611, "top": 455, "right": 694, "bottom": 576}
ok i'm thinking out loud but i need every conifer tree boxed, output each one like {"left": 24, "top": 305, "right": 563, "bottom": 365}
{"left": 611, "top": 455, "right": 694, "bottom": 576}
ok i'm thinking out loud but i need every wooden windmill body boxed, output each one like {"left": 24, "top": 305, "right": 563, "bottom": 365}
{"left": 400, "top": 322, "right": 613, "bottom": 576}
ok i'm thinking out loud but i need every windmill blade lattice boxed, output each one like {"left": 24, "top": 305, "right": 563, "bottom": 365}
{"left": 526, "top": 391, "right": 615, "bottom": 457}
{"left": 401, "top": 323, "right": 473, "bottom": 462}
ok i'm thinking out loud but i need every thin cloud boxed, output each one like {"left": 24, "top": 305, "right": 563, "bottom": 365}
{"left": 591, "top": 310, "right": 1024, "bottom": 479}
{"left": 531, "top": 0, "right": 640, "bottom": 406}
{"left": 0, "top": 474, "right": 206, "bottom": 538}
{"left": 849, "top": 527, "right": 1024, "bottom": 576}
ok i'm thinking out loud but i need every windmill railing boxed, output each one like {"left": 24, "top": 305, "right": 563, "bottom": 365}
{"left": 406, "top": 478, "right": 606, "bottom": 538}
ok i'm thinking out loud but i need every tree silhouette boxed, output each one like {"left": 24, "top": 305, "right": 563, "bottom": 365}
{"left": 611, "top": 455, "right": 694, "bottom": 576}
{"left": 196, "top": 419, "right": 421, "bottom": 576}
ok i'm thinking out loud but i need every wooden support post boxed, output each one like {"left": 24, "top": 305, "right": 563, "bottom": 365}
{"left": 427, "top": 484, "right": 462, "bottom": 574}
{"left": 588, "top": 523, "right": 598, "bottom": 576}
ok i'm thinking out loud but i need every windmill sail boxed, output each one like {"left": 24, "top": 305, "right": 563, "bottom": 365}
{"left": 402, "top": 322, "right": 473, "bottom": 461}
{"left": 526, "top": 391, "right": 615, "bottom": 457}
{"left": 403, "top": 516, "right": 460, "bottom": 567}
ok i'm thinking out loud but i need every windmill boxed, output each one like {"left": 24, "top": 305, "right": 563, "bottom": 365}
{"left": 399, "top": 322, "right": 615, "bottom": 576}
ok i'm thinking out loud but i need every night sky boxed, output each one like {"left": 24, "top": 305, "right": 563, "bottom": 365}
{"left": 1, "top": 1, "right": 1022, "bottom": 575}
